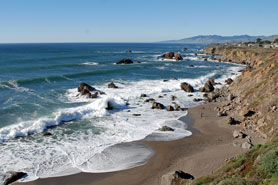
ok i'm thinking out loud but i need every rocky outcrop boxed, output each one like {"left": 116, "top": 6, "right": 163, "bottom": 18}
{"left": 116, "top": 59, "right": 133, "bottom": 64}
{"left": 199, "top": 79, "right": 215, "bottom": 92}
{"left": 108, "top": 82, "right": 118, "bottom": 88}
{"left": 78, "top": 83, "right": 98, "bottom": 98}
{"left": 78, "top": 83, "right": 96, "bottom": 92}
{"left": 180, "top": 82, "right": 194, "bottom": 92}
{"left": 161, "top": 52, "right": 183, "bottom": 61}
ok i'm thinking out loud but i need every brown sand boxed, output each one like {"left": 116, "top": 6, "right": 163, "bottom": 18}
{"left": 16, "top": 102, "right": 264, "bottom": 185}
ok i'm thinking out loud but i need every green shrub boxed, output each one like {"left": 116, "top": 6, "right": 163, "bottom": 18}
{"left": 219, "top": 177, "right": 251, "bottom": 185}
{"left": 259, "top": 149, "right": 278, "bottom": 175}
{"left": 194, "top": 176, "right": 213, "bottom": 185}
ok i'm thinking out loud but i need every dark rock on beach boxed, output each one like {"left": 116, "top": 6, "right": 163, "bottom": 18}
{"left": 166, "top": 105, "right": 174, "bottom": 111}
{"left": 116, "top": 59, "right": 133, "bottom": 64}
{"left": 151, "top": 102, "right": 165, "bottom": 109}
{"left": 159, "top": 126, "right": 174, "bottom": 131}
{"left": 199, "top": 79, "right": 215, "bottom": 92}
{"left": 180, "top": 82, "right": 194, "bottom": 92}
{"left": 140, "top": 94, "right": 147, "bottom": 97}
{"left": 1, "top": 171, "right": 27, "bottom": 185}
{"left": 225, "top": 78, "right": 233, "bottom": 85}
{"left": 193, "top": 98, "right": 203, "bottom": 102}
{"left": 144, "top": 98, "right": 155, "bottom": 103}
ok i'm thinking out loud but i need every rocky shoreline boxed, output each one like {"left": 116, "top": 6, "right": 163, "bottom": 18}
{"left": 168, "top": 45, "right": 278, "bottom": 184}
{"left": 9, "top": 45, "right": 278, "bottom": 185}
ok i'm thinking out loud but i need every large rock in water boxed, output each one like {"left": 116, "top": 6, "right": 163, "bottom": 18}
{"left": 116, "top": 59, "right": 133, "bottom": 64}
{"left": 199, "top": 79, "right": 215, "bottom": 92}
{"left": 161, "top": 52, "right": 183, "bottom": 61}
{"left": 108, "top": 82, "right": 118, "bottom": 88}
{"left": 78, "top": 83, "right": 96, "bottom": 92}
{"left": 78, "top": 83, "right": 98, "bottom": 98}
{"left": 180, "top": 82, "right": 194, "bottom": 92}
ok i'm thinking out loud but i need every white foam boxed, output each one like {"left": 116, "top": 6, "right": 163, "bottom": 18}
{"left": 0, "top": 63, "right": 244, "bottom": 183}
{"left": 81, "top": 62, "right": 99, "bottom": 66}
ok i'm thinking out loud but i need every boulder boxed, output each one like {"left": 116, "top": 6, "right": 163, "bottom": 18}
{"left": 116, "top": 59, "right": 133, "bottom": 64}
{"left": 144, "top": 98, "right": 155, "bottom": 103}
{"left": 199, "top": 79, "right": 215, "bottom": 92}
{"left": 194, "top": 53, "right": 198, "bottom": 56}
{"left": 160, "top": 171, "right": 194, "bottom": 185}
{"left": 225, "top": 78, "right": 233, "bottom": 85}
{"left": 133, "top": 114, "right": 141, "bottom": 116}
{"left": 151, "top": 102, "right": 165, "bottom": 109}
{"left": 217, "top": 111, "right": 227, "bottom": 117}
{"left": 233, "top": 130, "right": 246, "bottom": 138}
{"left": 161, "top": 52, "right": 183, "bottom": 61}
{"left": 180, "top": 82, "right": 194, "bottom": 92}
{"left": 171, "top": 95, "right": 176, "bottom": 101}
{"left": 108, "top": 82, "right": 118, "bottom": 88}
{"left": 204, "top": 58, "right": 208, "bottom": 61}
{"left": 126, "top": 50, "right": 132, "bottom": 53}
{"left": 1, "top": 172, "right": 27, "bottom": 185}
{"left": 140, "top": 94, "right": 147, "bottom": 98}
{"left": 166, "top": 105, "right": 174, "bottom": 111}
{"left": 159, "top": 126, "right": 174, "bottom": 131}
{"left": 242, "top": 142, "right": 253, "bottom": 149}
{"left": 228, "top": 117, "right": 240, "bottom": 125}
{"left": 193, "top": 98, "right": 203, "bottom": 102}
{"left": 78, "top": 83, "right": 96, "bottom": 92}
{"left": 43, "top": 132, "right": 52, "bottom": 136}
{"left": 174, "top": 103, "right": 183, "bottom": 111}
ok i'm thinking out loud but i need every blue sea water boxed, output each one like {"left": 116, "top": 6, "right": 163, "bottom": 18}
{"left": 0, "top": 43, "right": 243, "bottom": 182}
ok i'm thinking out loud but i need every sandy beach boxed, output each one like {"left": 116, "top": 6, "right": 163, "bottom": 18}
{"left": 16, "top": 101, "right": 264, "bottom": 185}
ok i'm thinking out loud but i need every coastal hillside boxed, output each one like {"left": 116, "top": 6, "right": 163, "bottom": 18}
{"left": 177, "top": 45, "right": 278, "bottom": 185}
{"left": 160, "top": 35, "right": 278, "bottom": 44}
{"left": 204, "top": 45, "right": 278, "bottom": 139}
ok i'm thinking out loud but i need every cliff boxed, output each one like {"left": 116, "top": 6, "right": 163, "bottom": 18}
{"left": 205, "top": 45, "right": 278, "bottom": 139}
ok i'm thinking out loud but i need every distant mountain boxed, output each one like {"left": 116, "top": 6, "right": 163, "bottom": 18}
{"left": 160, "top": 35, "right": 278, "bottom": 44}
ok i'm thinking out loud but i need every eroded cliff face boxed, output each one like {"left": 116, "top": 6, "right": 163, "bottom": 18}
{"left": 205, "top": 45, "right": 278, "bottom": 139}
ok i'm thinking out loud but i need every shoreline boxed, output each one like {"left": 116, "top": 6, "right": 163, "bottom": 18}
{"left": 16, "top": 102, "right": 264, "bottom": 185}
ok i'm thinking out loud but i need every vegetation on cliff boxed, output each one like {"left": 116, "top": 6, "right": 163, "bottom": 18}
{"left": 193, "top": 139, "right": 278, "bottom": 185}
{"left": 182, "top": 45, "right": 278, "bottom": 185}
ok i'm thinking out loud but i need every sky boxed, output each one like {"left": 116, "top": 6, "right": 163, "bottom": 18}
{"left": 0, "top": 0, "right": 278, "bottom": 43}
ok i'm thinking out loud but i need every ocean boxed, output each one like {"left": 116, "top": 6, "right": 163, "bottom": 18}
{"left": 0, "top": 43, "right": 243, "bottom": 182}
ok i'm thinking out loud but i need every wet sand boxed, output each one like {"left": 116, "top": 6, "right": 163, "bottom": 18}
{"left": 17, "top": 102, "right": 263, "bottom": 185}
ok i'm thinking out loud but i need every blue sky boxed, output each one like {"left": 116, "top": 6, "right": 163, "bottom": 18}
{"left": 0, "top": 0, "right": 277, "bottom": 43}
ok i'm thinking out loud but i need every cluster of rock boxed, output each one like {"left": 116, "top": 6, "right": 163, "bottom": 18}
{"left": 78, "top": 83, "right": 98, "bottom": 98}
{"left": 160, "top": 52, "right": 183, "bottom": 61}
